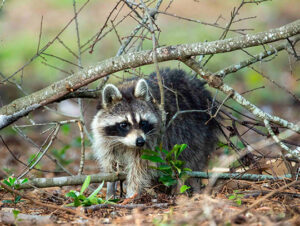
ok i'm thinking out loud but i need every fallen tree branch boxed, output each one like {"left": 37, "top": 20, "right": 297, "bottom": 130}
{"left": 187, "top": 172, "right": 292, "bottom": 181}
{"left": 17, "top": 173, "right": 126, "bottom": 189}
{"left": 14, "top": 172, "right": 291, "bottom": 189}
{"left": 1, "top": 19, "right": 299, "bottom": 129}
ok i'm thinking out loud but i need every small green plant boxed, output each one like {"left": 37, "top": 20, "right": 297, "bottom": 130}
{"left": 141, "top": 144, "right": 191, "bottom": 193}
{"left": 12, "top": 209, "right": 21, "bottom": 223}
{"left": 1, "top": 177, "right": 28, "bottom": 204}
{"left": 228, "top": 190, "right": 244, "bottom": 206}
{"left": 52, "top": 145, "right": 73, "bottom": 168}
{"left": 65, "top": 176, "right": 115, "bottom": 207}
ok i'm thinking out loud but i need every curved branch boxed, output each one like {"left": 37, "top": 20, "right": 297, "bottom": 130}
{"left": 0, "top": 19, "right": 300, "bottom": 129}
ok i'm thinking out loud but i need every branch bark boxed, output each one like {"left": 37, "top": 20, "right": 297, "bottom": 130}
{"left": 17, "top": 173, "right": 126, "bottom": 189}
{"left": 16, "top": 172, "right": 291, "bottom": 189}
{"left": 0, "top": 19, "right": 300, "bottom": 129}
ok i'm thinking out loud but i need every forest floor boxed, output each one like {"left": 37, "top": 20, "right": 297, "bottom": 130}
{"left": 0, "top": 176, "right": 299, "bottom": 225}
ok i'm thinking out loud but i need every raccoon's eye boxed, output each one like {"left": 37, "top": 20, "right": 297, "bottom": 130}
{"left": 139, "top": 120, "right": 148, "bottom": 128}
{"left": 119, "top": 122, "right": 129, "bottom": 130}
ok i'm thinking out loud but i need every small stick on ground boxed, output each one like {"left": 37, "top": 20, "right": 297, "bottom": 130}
{"left": 85, "top": 203, "right": 169, "bottom": 212}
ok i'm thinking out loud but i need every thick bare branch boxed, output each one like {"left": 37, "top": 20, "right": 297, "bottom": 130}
{"left": 0, "top": 19, "right": 300, "bottom": 129}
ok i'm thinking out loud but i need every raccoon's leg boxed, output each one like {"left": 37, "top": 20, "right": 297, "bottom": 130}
{"left": 125, "top": 158, "right": 153, "bottom": 198}
{"left": 106, "top": 182, "right": 116, "bottom": 200}
{"left": 186, "top": 178, "right": 202, "bottom": 193}
{"left": 100, "top": 155, "right": 118, "bottom": 200}
{"left": 125, "top": 177, "right": 139, "bottom": 198}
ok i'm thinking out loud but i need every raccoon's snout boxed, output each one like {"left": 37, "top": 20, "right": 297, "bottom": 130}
{"left": 136, "top": 137, "right": 145, "bottom": 147}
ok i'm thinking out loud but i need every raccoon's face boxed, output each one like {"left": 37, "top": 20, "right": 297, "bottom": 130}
{"left": 92, "top": 79, "right": 160, "bottom": 149}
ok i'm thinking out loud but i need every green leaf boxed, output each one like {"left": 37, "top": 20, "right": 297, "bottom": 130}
{"left": 177, "top": 144, "right": 187, "bottom": 158}
{"left": 157, "top": 165, "right": 171, "bottom": 171}
{"left": 14, "top": 195, "right": 22, "bottom": 203}
{"left": 236, "top": 199, "right": 242, "bottom": 206}
{"left": 174, "top": 165, "right": 181, "bottom": 174}
{"left": 228, "top": 195, "right": 235, "bottom": 200}
{"left": 12, "top": 209, "right": 20, "bottom": 219}
{"left": 20, "top": 178, "right": 28, "bottom": 184}
{"left": 183, "top": 167, "right": 192, "bottom": 172}
{"left": 161, "top": 149, "right": 168, "bottom": 155}
{"left": 73, "top": 198, "right": 81, "bottom": 207}
{"left": 3, "top": 179, "right": 12, "bottom": 187}
{"left": 180, "top": 185, "right": 190, "bottom": 193}
{"left": 97, "top": 198, "right": 106, "bottom": 204}
{"left": 87, "top": 181, "right": 104, "bottom": 200}
{"left": 66, "top": 191, "right": 78, "bottom": 199}
{"left": 80, "top": 176, "right": 91, "bottom": 195}
{"left": 166, "top": 148, "right": 176, "bottom": 160}
{"left": 9, "top": 177, "right": 16, "bottom": 185}
{"left": 159, "top": 176, "right": 177, "bottom": 186}
{"left": 174, "top": 160, "right": 184, "bottom": 168}
{"left": 2, "top": 200, "right": 13, "bottom": 204}
{"left": 77, "top": 194, "right": 87, "bottom": 201}
{"left": 217, "top": 141, "right": 228, "bottom": 148}
{"left": 142, "top": 149, "right": 159, "bottom": 156}
{"left": 141, "top": 155, "right": 165, "bottom": 163}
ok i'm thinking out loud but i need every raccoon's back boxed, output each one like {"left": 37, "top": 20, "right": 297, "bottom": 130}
{"left": 148, "top": 69, "right": 218, "bottom": 170}
{"left": 148, "top": 68, "right": 214, "bottom": 122}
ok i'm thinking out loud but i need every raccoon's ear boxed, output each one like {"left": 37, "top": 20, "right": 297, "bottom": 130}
{"left": 102, "top": 84, "right": 122, "bottom": 108}
{"left": 134, "top": 79, "right": 150, "bottom": 101}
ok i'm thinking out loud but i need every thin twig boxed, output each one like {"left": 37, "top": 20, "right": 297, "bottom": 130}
{"left": 36, "top": 16, "right": 43, "bottom": 53}
{"left": 140, "top": 0, "right": 166, "bottom": 128}
{"left": 89, "top": 0, "right": 123, "bottom": 53}
{"left": 264, "top": 119, "right": 300, "bottom": 160}
{"left": 17, "top": 125, "right": 60, "bottom": 179}
{"left": 42, "top": 53, "right": 83, "bottom": 69}
{"left": 250, "top": 66, "right": 300, "bottom": 103}
{"left": 85, "top": 203, "right": 169, "bottom": 212}
{"left": 1, "top": 0, "right": 89, "bottom": 83}
{"left": 41, "top": 61, "right": 71, "bottom": 75}
{"left": 77, "top": 121, "right": 85, "bottom": 175}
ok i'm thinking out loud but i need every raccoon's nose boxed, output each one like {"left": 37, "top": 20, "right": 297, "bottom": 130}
{"left": 136, "top": 137, "right": 145, "bottom": 147}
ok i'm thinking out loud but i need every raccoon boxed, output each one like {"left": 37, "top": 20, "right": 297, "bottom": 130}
{"left": 91, "top": 68, "right": 218, "bottom": 198}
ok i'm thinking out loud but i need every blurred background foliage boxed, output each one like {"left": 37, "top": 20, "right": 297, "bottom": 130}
{"left": 0, "top": 0, "right": 299, "bottom": 106}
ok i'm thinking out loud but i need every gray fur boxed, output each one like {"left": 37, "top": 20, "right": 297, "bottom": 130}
{"left": 134, "top": 79, "right": 150, "bottom": 101}
{"left": 102, "top": 84, "right": 123, "bottom": 108}
{"left": 91, "top": 69, "right": 218, "bottom": 198}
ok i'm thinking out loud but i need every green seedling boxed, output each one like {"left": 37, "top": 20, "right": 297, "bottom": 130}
{"left": 1, "top": 177, "right": 28, "bottom": 204}
{"left": 141, "top": 144, "right": 191, "bottom": 194}
{"left": 65, "top": 176, "right": 116, "bottom": 207}
{"left": 228, "top": 190, "right": 244, "bottom": 206}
